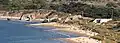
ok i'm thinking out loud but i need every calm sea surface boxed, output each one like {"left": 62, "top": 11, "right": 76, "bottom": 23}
{"left": 0, "top": 20, "right": 79, "bottom": 43}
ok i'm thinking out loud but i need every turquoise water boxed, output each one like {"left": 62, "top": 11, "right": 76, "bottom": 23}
{"left": 0, "top": 20, "right": 79, "bottom": 43}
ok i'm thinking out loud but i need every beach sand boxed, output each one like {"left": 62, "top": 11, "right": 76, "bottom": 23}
{"left": 28, "top": 22, "right": 101, "bottom": 43}
{"left": 61, "top": 37, "right": 101, "bottom": 43}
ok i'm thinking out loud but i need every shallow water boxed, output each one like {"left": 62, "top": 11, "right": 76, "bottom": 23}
{"left": 0, "top": 20, "right": 79, "bottom": 43}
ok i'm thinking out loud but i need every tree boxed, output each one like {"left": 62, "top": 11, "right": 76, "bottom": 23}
{"left": 106, "top": 2, "right": 118, "bottom": 8}
{"left": 7, "top": 0, "right": 46, "bottom": 10}
{"left": 0, "top": 0, "right": 9, "bottom": 10}
{"left": 0, "top": 0, "right": 9, "bottom": 5}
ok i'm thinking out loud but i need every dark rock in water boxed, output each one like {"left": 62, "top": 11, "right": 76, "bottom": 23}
{"left": 19, "top": 19, "right": 21, "bottom": 20}
{"left": 26, "top": 17, "right": 30, "bottom": 21}
{"left": 26, "top": 19, "right": 30, "bottom": 21}
{"left": 7, "top": 18, "right": 10, "bottom": 21}
{"left": 41, "top": 20, "right": 48, "bottom": 23}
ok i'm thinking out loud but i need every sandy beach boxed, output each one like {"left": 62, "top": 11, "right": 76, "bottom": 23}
{"left": 28, "top": 22, "right": 101, "bottom": 43}
{"left": 0, "top": 16, "right": 102, "bottom": 43}
{"left": 61, "top": 37, "right": 101, "bottom": 43}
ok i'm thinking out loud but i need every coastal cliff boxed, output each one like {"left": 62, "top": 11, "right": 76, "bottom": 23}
{"left": 0, "top": 9, "right": 120, "bottom": 43}
{"left": 5, "top": 10, "right": 116, "bottom": 43}
{"left": 1, "top": 0, "right": 120, "bottom": 43}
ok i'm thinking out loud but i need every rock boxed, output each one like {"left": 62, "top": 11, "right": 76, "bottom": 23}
{"left": 7, "top": 18, "right": 10, "bottom": 21}
{"left": 58, "top": 18, "right": 62, "bottom": 21}
{"left": 41, "top": 19, "right": 49, "bottom": 23}
{"left": 50, "top": 19, "right": 58, "bottom": 22}
{"left": 65, "top": 18, "right": 71, "bottom": 22}
{"left": 26, "top": 17, "right": 30, "bottom": 21}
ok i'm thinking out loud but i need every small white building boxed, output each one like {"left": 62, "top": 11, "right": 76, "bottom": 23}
{"left": 93, "top": 18, "right": 112, "bottom": 24}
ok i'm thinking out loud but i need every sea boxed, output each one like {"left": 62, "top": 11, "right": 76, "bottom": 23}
{"left": 0, "top": 20, "right": 79, "bottom": 43}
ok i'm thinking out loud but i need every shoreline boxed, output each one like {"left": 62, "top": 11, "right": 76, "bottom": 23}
{"left": 0, "top": 9, "right": 119, "bottom": 43}
{"left": 0, "top": 16, "right": 102, "bottom": 43}
{"left": 59, "top": 37, "right": 101, "bottom": 43}
{"left": 0, "top": 16, "right": 41, "bottom": 23}
{"left": 28, "top": 22, "right": 101, "bottom": 43}
{"left": 0, "top": 16, "right": 101, "bottom": 43}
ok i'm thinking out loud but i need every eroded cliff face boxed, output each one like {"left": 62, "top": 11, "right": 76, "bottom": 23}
{"left": 0, "top": 10, "right": 69, "bottom": 22}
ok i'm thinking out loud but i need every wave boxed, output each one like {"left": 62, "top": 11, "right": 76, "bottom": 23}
{"left": 46, "top": 30, "right": 71, "bottom": 38}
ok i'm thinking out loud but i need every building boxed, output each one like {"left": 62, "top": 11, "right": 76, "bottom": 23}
{"left": 93, "top": 18, "right": 112, "bottom": 24}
